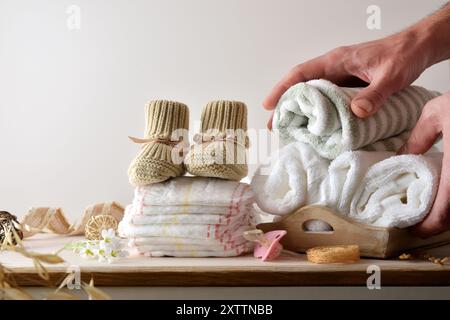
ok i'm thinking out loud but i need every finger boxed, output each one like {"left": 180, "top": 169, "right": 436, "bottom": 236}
{"left": 397, "top": 101, "right": 442, "bottom": 155}
{"left": 267, "top": 112, "right": 274, "bottom": 130}
{"left": 338, "top": 76, "right": 369, "bottom": 88}
{"left": 411, "top": 129, "right": 450, "bottom": 238}
{"left": 411, "top": 172, "right": 450, "bottom": 238}
{"left": 263, "top": 58, "right": 326, "bottom": 110}
{"left": 350, "top": 76, "right": 397, "bottom": 118}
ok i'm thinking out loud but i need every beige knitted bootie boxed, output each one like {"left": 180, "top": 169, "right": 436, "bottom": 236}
{"left": 184, "top": 100, "right": 249, "bottom": 181}
{"left": 128, "top": 100, "right": 189, "bottom": 186}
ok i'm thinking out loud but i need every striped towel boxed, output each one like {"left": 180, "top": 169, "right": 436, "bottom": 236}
{"left": 272, "top": 79, "right": 440, "bottom": 159}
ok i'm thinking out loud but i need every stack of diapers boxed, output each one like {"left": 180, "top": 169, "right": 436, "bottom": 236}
{"left": 119, "top": 177, "right": 255, "bottom": 257}
{"left": 273, "top": 79, "right": 439, "bottom": 159}
{"left": 251, "top": 142, "right": 442, "bottom": 228}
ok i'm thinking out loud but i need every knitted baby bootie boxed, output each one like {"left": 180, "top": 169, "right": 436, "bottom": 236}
{"left": 184, "top": 100, "right": 249, "bottom": 181}
{"left": 128, "top": 100, "right": 189, "bottom": 186}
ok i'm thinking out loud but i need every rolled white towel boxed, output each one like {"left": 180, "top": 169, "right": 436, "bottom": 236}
{"left": 328, "top": 150, "right": 393, "bottom": 214}
{"left": 349, "top": 152, "right": 442, "bottom": 228}
{"left": 251, "top": 142, "right": 442, "bottom": 228}
{"left": 251, "top": 142, "right": 389, "bottom": 216}
{"left": 251, "top": 142, "right": 329, "bottom": 215}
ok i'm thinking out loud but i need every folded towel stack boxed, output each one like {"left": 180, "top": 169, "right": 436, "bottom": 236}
{"left": 119, "top": 177, "right": 255, "bottom": 257}
{"left": 257, "top": 79, "right": 443, "bottom": 228}
{"left": 273, "top": 79, "right": 439, "bottom": 159}
{"left": 251, "top": 142, "right": 442, "bottom": 228}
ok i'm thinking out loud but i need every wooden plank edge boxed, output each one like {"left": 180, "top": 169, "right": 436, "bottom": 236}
{"left": 8, "top": 270, "right": 450, "bottom": 287}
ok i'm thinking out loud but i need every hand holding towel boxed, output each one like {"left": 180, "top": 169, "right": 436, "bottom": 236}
{"left": 273, "top": 79, "right": 439, "bottom": 159}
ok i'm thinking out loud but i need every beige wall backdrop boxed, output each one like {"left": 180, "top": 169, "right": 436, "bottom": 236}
{"left": 1, "top": 0, "right": 449, "bottom": 220}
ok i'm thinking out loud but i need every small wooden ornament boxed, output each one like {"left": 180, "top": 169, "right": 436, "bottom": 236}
{"left": 0, "top": 211, "right": 23, "bottom": 245}
{"left": 85, "top": 215, "right": 118, "bottom": 240}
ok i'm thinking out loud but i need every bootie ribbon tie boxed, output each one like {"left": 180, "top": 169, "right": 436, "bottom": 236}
{"left": 193, "top": 133, "right": 250, "bottom": 149}
{"left": 128, "top": 136, "right": 186, "bottom": 147}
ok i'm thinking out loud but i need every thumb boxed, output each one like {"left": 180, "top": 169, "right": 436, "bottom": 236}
{"left": 351, "top": 77, "right": 396, "bottom": 118}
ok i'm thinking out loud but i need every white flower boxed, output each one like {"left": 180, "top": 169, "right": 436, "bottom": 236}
{"left": 100, "top": 244, "right": 113, "bottom": 256}
{"left": 101, "top": 228, "right": 116, "bottom": 241}
{"left": 98, "top": 248, "right": 118, "bottom": 264}
{"left": 110, "top": 237, "right": 120, "bottom": 249}
{"left": 98, "top": 240, "right": 109, "bottom": 251}
{"left": 71, "top": 229, "right": 126, "bottom": 264}
{"left": 100, "top": 238, "right": 120, "bottom": 251}
{"left": 79, "top": 241, "right": 96, "bottom": 259}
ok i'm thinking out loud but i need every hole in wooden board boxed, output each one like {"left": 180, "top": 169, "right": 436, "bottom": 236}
{"left": 302, "top": 219, "right": 334, "bottom": 233}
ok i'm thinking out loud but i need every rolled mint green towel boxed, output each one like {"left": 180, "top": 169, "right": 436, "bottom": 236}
{"left": 272, "top": 79, "right": 439, "bottom": 159}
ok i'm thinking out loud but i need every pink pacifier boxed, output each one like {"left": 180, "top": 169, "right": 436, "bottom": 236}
{"left": 244, "top": 229, "right": 287, "bottom": 261}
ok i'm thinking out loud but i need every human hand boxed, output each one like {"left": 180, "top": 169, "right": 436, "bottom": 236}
{"left": 398, "top": 92, "right": 450, "bottom": 238}
{"left": 263, "top": 30, "right": 432, "bottom": 129}
{"left": 263, "top": 5, "right": 450, "bottom": 129}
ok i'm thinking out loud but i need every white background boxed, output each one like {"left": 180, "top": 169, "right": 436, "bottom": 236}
{"left": 1, "top": 0, "right": 449, "bottom": 220}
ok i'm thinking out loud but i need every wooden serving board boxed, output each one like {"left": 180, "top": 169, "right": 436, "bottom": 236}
{"left": 257, "top": 205, "right": 450, "bottom": 258}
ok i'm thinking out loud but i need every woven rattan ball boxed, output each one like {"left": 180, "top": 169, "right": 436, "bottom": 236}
{"left": 85, "top": 215, "right": 118, "bottom": 240}
{"left": 0, "top": 211, "right": 23, "bottom": 245}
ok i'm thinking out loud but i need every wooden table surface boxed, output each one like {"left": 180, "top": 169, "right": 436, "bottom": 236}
{"left": 2, "top": 234, "right": 450, "bottom": 287}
